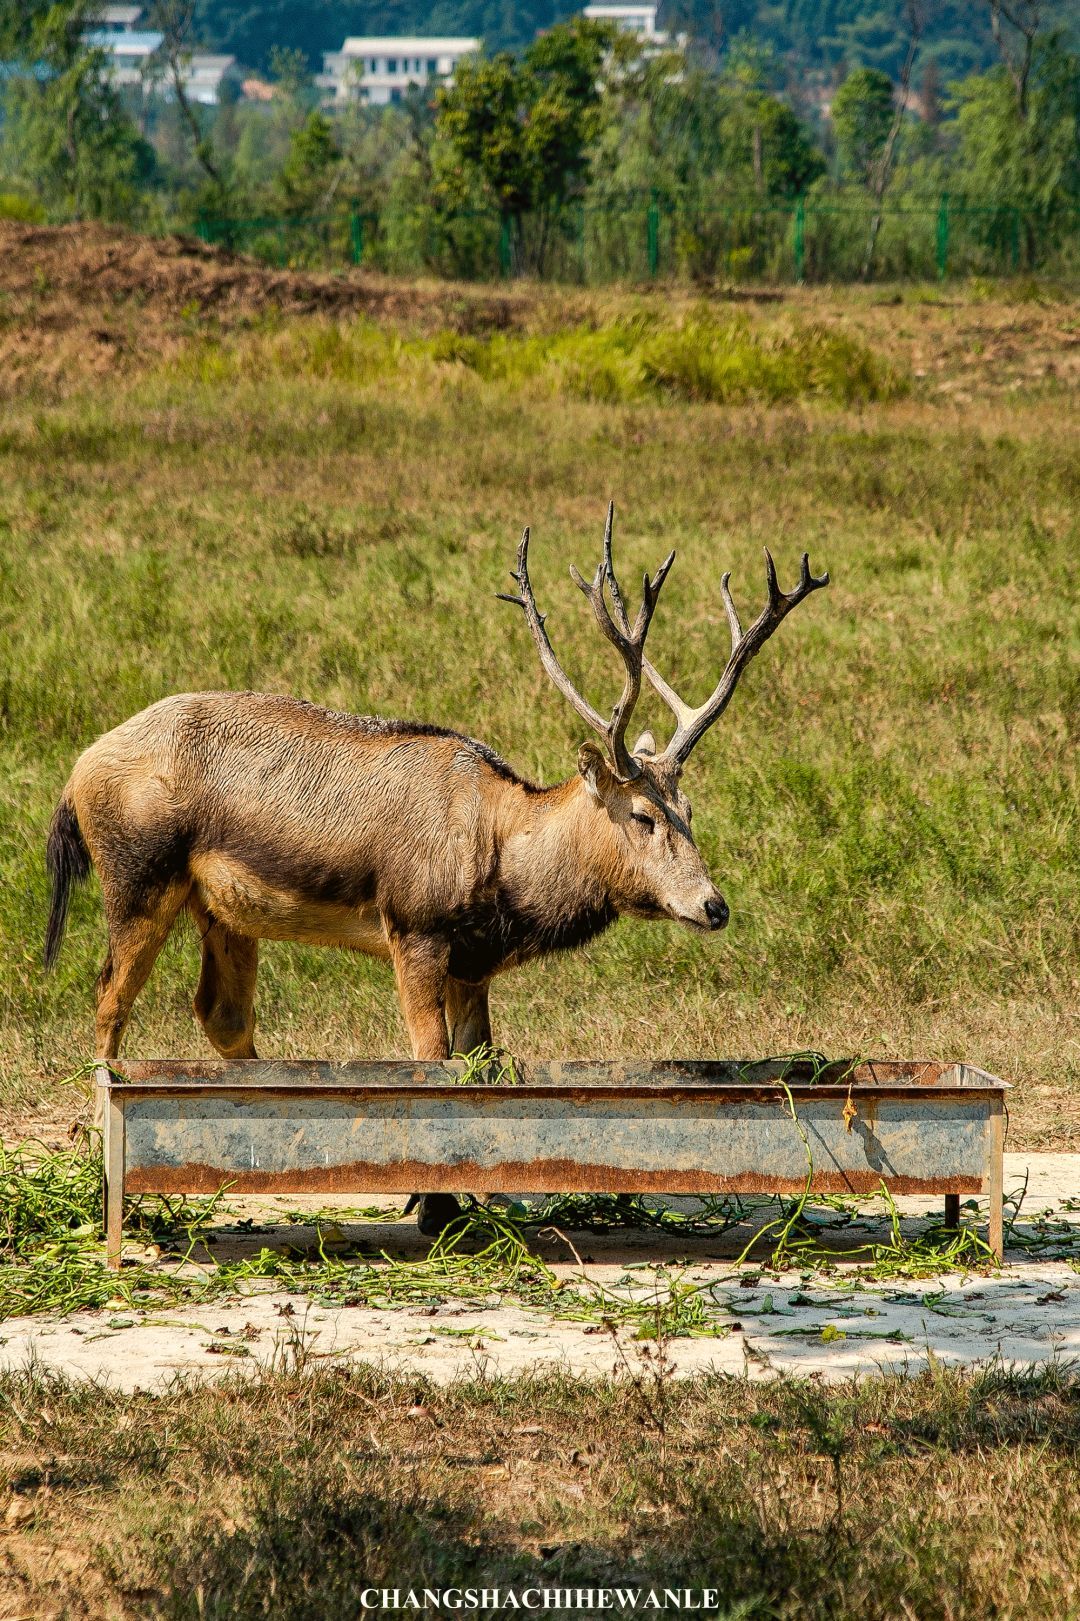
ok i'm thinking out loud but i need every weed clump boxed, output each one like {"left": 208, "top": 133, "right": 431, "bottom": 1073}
{"left": 0, "top": 1139, "right": 99, "bottom": 1256}
{"left": 184, "top": 310, "right": 906, "bottom": 406}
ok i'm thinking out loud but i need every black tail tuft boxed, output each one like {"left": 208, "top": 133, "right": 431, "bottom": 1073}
{"left": 44, "top": 797, "right": 91, "bottom": 969}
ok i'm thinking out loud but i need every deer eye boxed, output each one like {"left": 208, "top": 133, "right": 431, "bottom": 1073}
{"left": 631, "top": 811, "right": 656, "bottom": 833}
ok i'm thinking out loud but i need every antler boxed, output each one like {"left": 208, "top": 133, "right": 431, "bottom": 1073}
{"left": 646, "top": 550, "right": 829, "bottom": 772}
{"left": 498, "top": 503, "right": 674, "bottom": 780}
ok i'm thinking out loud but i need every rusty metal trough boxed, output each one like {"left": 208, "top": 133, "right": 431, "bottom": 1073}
{"left": 99, "top": 1057, "right": 1007, "bottom": 1267}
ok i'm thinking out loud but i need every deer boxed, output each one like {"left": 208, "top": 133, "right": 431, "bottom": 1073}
{"left": 44, "top": 506, "right": 827, "bottom": 1235}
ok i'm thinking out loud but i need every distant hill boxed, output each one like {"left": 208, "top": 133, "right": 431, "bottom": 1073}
{"left": 194, "top": 0, "right": 1075, "bottom": 84}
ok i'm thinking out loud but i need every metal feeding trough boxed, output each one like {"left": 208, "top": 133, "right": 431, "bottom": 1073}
{"left": 99, "top": 1057, "right": 1007, "bottom": 1267}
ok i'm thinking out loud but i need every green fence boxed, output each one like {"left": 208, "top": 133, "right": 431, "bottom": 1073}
{"left": 194, "top": 195, "right": 1080, "bottom": 284}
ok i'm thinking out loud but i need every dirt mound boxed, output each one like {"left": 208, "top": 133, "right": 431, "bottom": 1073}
{"left": 0, "top": 221, "right": 532, "bottom": 395}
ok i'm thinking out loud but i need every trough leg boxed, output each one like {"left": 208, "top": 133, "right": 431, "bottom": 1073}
{"left": 988, "top": 1098, "right": 1005, "bottom": 1263}
{"left": 944, "top": 1193, "right": 961, "bottom": 1231}
{"left": 104, "top": 1088, "right": 125, "bottom": 1270}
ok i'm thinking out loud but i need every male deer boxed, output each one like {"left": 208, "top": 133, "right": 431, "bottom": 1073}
{"left": 45, "top": 507, "right": 827, "bottom": 1233}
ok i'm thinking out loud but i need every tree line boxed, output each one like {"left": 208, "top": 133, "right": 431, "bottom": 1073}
{"left": 1, "top": 0, "right": 1078, "bottom": 279}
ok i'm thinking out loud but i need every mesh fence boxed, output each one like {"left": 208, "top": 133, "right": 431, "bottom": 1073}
{"left": 194, "top": 194, "right": 1080, "bottom": 284}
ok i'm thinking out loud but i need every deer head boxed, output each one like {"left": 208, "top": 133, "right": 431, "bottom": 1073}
{"left": 499, "top": 503, "right": 829, "bottom": 933}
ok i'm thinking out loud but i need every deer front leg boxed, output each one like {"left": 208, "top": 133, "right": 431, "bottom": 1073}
{"left": 389, "top": 933, "right": 451, "bottom": 1060}
{"left": 445, "top": 978, "right": 492, "bottom": 1056}
{"left": 389, "top": 934, "right": 462, "bottom": 1238}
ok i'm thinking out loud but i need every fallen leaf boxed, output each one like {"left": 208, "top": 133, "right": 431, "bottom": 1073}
{"left": 4, "top": 1497, "right": 35, "bottom": 1528}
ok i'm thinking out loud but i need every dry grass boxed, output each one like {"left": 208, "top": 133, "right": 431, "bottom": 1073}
{"left": 2, "top": 222, "right": 1077, "bottom": 401}
{"left": 4, "top": 1360, "right": 1080, "bottom": 1618}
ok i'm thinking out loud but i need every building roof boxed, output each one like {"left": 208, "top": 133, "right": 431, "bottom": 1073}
{"left": 583, "top": 4, "right": 659, "bottom": 15}
{"left": 338, "top": 37, "right": 480, "bottom": 54}
{"left": 95, "top": 4, "right": 143, "bottom": 22}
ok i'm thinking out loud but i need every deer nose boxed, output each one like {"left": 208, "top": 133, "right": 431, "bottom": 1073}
{"left": 704, "top": 897, "right": 729, "bottom": 931}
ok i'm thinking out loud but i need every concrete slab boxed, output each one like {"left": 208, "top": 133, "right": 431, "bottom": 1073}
{"left": 1, "top": 1151, "right": 1078, "bottom": 1390}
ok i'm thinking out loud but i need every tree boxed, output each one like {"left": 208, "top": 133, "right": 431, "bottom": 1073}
{"left": 718, "top": 49, "right": 826, "bottom": 196}
{"left": 0, "top": 0, "right": 155, "bottom": 220}
{"left": 147, "top": 0, "right": 221, "bottom": 184}
{"left": 435, "top": 19, "right": 612, "bottom": 270}
{"left": 986, "top": 0, "right": 1043, "bottom": 118}
{"left": 860, "top": 0, "right": 923, "bottom": 277}
{"left": 952, "top": 33, "right": 1080, "bottom": 262}
{"left": 831, "top": 66, "right": 895, "bottom": 183}
{"left": 276, "top": 111, "right": 340, "bottom": 214}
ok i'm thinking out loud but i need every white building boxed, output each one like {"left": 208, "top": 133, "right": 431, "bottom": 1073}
{"left": 84, "top": 26, "right": 164, "bottom": 87}
{"left": 84, "top": 5, "right": 235, "bottom": 102}
{"left": 92, "top": 5, "right": 144, "bottom": 32}
{"left": 181, "top": 54, "right": 237, "bottom": 103}
{"left": 318, "top": 37, "right": 480, "bottom": 105}
{"left": 582, "top": 4, "right": 679, "bottom": 46}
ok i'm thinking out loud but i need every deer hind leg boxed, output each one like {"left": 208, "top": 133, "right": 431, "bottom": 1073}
{"left": 445, "top": 979, "right": 492, "bottom": 1057}
{"left": 95, "top": 882, "right": 190, "bottom": 1063}
{"left": 93, "top": 881, "right": 189, "bottom": 1130}
{"left": 191, "top": 902, "right": 259, "bottom": 1059}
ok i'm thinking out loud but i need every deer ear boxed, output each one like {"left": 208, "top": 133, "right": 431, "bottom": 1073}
{"left": 578, "top": 741, "right": 615, "bottom": 802}
{"left": 631, "top": 730, "right": 656, "bottom": 759}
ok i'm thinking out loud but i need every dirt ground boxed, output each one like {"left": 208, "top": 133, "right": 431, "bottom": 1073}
{"left": 0, "top": 222, "right": 535, "bottom": 396}
{"left": 2, "top": 221, "right": 1077, "bottom": 400}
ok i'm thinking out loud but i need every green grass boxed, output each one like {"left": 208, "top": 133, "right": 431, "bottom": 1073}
{"left": 178, "top": 310, "right": 906, "bottom": 406}
{"left": 5, "top": 1360, "right": 1080, "bottom": 1617}
{"left": 0, "top": 289, "right": 1078, "bottom": 1145}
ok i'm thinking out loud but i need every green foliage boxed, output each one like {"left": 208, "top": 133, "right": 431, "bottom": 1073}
{"left": 276, "top": 110, "right": 340, "bottom": 213}
{"left": 588, "top": 51, "right": 825, "bottom": 238}
{"left": 3, "top": 0, "right": 1078, "bottom": 277}
{"left": 952, "top": 36, "right": 1080, "bottom": 257}
{"left": 435, "top": 18, "right": 611, "bottom": 264}
{"left": 0, "top": 0, "right": 157, "bottom": 221}
{"left": 832, "top": 67, "right": 895, "bottom": 184}
{"left": 175, "top": 309, "right": 906, "bottom": 405}
{"left": 0, "top": 191, "right": 46, "bottom": 221}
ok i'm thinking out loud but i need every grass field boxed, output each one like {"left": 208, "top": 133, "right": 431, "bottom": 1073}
{"left": 6, "top": 1360, "right": 1080, "bottom": 1618}
{"left": 2, "top": 226, "right": 1080, "bottom": 1618}
{"left": 0, "top": 239, "right": 1078, "bottom": 1145}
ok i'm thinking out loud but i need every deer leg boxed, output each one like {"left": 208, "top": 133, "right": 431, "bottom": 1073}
{"left": 445, "top": 980, "right": 498, "bottom": 1210}
{"left": 191, "top": 902, "right": 259, "bottom": 1059}
{"left": 390, "top": 934, "right": 451, "bottom": 1061}
{"left": 445, "top": 978, "right": 492, "bottom": 1056}
{"left": 95, "top": 884, "right": 189, "bottom": 1062}
{"left": 389, "top": 935, "right": 462, "bottom": 1237}
{"left": 93, "top": 883, "right": 189, "bottom": 1127}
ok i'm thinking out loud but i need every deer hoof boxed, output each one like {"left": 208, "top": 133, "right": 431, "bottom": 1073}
{"left": 416, "top": 1193, "right": 463, "bottom": 1238}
